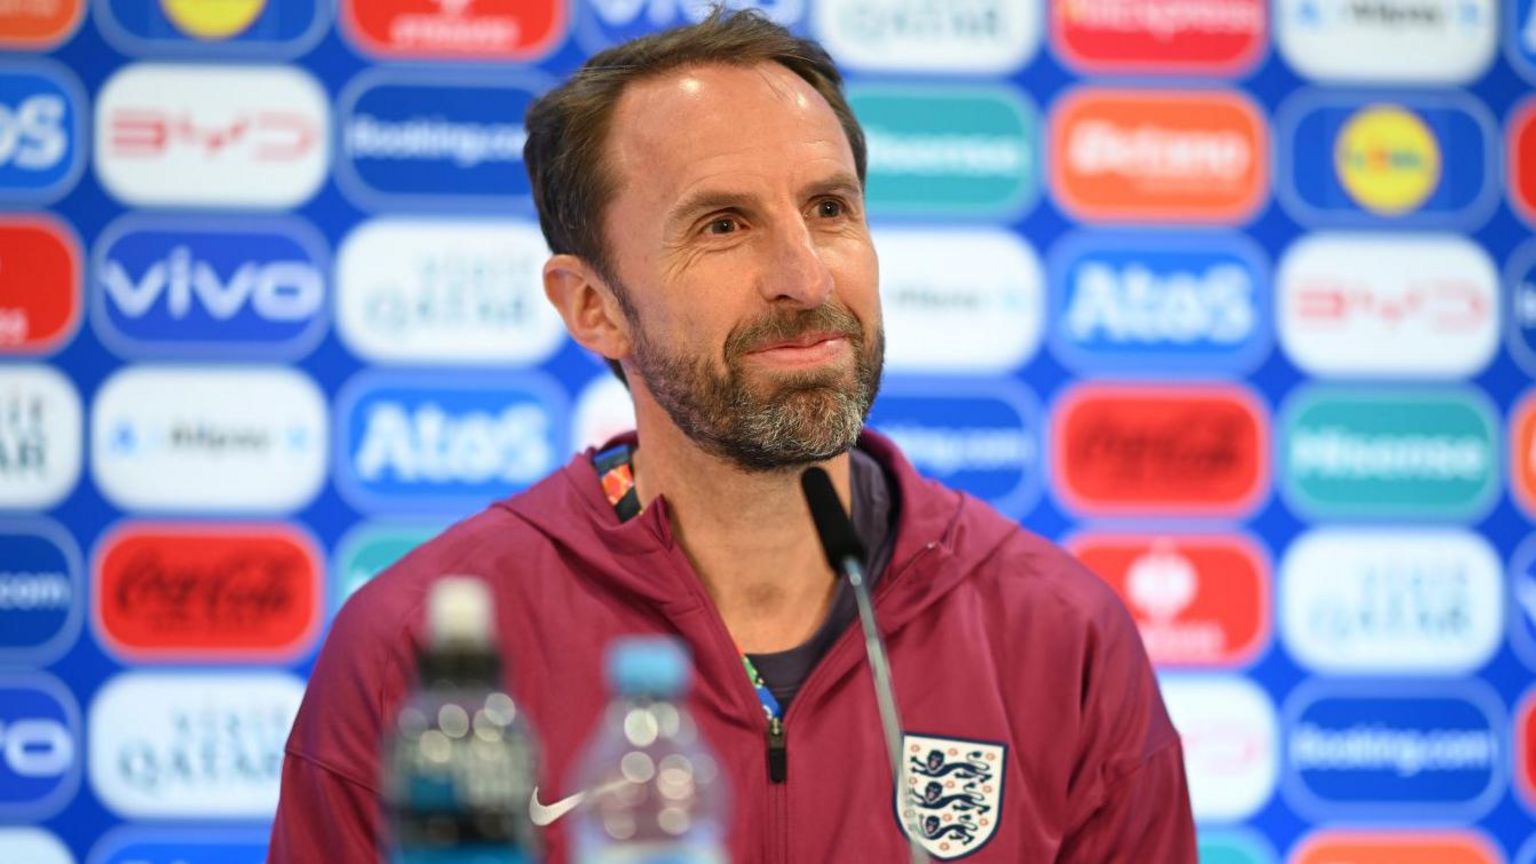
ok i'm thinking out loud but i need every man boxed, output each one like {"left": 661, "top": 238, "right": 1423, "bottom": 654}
{"left": 270, "top": 10, "right": 1196, "bottom": 862}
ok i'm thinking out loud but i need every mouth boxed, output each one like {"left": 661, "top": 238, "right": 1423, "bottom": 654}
{"left": 743, "top": 331, "right": 851, "bottom": 368}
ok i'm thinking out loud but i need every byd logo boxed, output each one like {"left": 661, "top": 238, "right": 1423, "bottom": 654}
{"left": 0, "top": 675, "right": 79, "bottom": 820}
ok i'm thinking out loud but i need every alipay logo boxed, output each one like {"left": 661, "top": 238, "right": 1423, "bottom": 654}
{"left": 0, "top": 519, "right": 80, "bottom": 665}
{"left": 337, "top": 372, "right": 567, "bottom": 513}
{"left": 1276, "top": 0, "right": 1495, "bottom": 84}
{"left": 813, "top": 0, "right": 1039, "bottom": 73}
{"left": 1048, "top": 232, "right": 1269, "bottom": 375}
{"left": 0, "top": 63, "right": 84, "bottom": 203}
{"left": 93, "top": 215, "right": 328, "bottom": 360}
{"left": 0, "top": 674, "right": 80, "bottom": 820}
{"left": 577, "top": 0, "right": 805, "bottom": 51}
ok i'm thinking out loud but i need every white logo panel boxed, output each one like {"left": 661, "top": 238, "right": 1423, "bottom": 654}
{"left": 94, "top": 64, "right": 329, "bottom": 208}
{"left": 0, "top": 365, "right": 81, "bottom": 510}
{"left": 877, "top": 228, "right": 1043, "bottom": 373}
{"left": 1276, "top": 0, "right": 1496, "bottom": 83}
{"left": 0, "top": 828, "right": 73, "bottom": 864}
{"left": 897, "top": 733, "right": 1005, "bottom": 859}
{"left": 336, "top": 219, "right": 566, "bottom": 365}
{"left": 91, "top": 366, "right": 327, "bottom": 513}
{"left": 1277, "top": 233, "right": 1498, "bottom": 378}
{"left": 1159, "top": 675, "right": 1278, "bottom": 822}
{"left": 814, "top": 0, "right": 1039, "bottom": 73}
{"left": 571, "top": 374, "right": 635, "bottom": 454}
{"left": 1280, "top": 528, "right": 1501, "bottom": 675}
{"left": 88, "top": 672, "right": 303, "bottom": 819}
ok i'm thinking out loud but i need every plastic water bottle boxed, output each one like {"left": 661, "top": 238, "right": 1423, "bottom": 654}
{"left": 384, "top": 576, "right": 540, "bottom": 863}
{"left": 570, "top": 637, "right": 729, "bottom": 864}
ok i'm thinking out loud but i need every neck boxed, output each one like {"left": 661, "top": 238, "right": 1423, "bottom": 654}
{"left": 628, "top": 388, "right": 851, "bottom": 654}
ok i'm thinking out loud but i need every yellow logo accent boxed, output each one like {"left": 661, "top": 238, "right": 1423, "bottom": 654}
{"left": 159, "top": 0, "right": 265, "bottom": 40}
{"left": 1334, "top": 104, "right": 1441, "bottom": 215}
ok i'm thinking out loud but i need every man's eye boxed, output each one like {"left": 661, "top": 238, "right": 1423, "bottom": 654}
{"left": 816, "top": 199, "right": 845, "bottom": 218}
{"left": 705, "top": 217, "right": 738, "bottom": 235}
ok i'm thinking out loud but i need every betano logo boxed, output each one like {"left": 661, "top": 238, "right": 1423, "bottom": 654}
{"left": 0, "top": 0, "right": 82, "bottom": 48}
{"left": 0, "top": 520, "right": 81, "bottom": 665}
{"left": 343, "top": 0, "right": 565, "bottom": 60}
{"left": 94, "top": 64, "right": 328, "bottom": 209}
{"left": 0, "top": 674, "right": 79, "bottom": 821}
{"left": 1051, "top": 383, "right": 1268, "bottom": 517}
{"left": 1050, "top": 88, "right": 1267, "bottom": 223}
{"left": 1334, "top": 104, "right": 1441, "bottom": 214}
{"left": 1514, "top": 390, "right": 1536, "bottom": 518}
{"left": 0, "top": 64, "right": 85, "bottom": 202}
{"left": 849, "top": 84, "right": 1036, "bottom": 218}
{"left": 1511, "top": 98, "right": 1536, "bottom": 226}
{"left": 813, "top": 0, "right": 1038, "bottom": 73}
{"left": 1280, "top": 386, "right": 1498, "bottom": 520}
{"left": 1158, "top": 675, "right": 1277, "bottom": 822}
{"left": 1279, "top": 528, "right": 1502, "bottom": 675}
{"left": 1052, "top": 0, "right": 1266, "bottom": 75}
{"left": 1276, "top": 232, "right": 1498, "bottom": 378}
{"left": 0, "top": 365, "right": 81, "bottom": 510}
{"left": 1071, "top": 533, "right": 1268, "bottom": 668}
{"left": 1276, "top": 0, "right": 1495, "bottom": 83}
{"left": 1291, "top": 830, "right": 1501, "bottom": 864}
{"left": 93, "top": 522, "right": 322, "bottom": 663}
{"left": 0, "top": 215, "right": 79, "bottom": 355}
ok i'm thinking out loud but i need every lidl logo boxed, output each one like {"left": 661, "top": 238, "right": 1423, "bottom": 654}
{"left": 95, "top": 64, "right": 329, "bottom": 209}
{"left": 1049, "top": 88, "right": 1267, "bottom": 223}
{"left": 343, "top": 0, "right": 565, "bottom": 60}
{"left": 0, "top": 829, "right": 71, "bottom": 864}
{"left": 1518, "top": 688, "right": 1536, "bottom": 812}
{"left": 1512, "top": 534, "right": 1536, "bottom": 672}
{"left": 97, "top": 0, "right": 326, "bottom": 56}
{"left": 1276, "top": 0, "right": 1495, "bottom": 83}
{"left": 93, "top": 522, "right": 322, "bottom": 663}
{"left": 88, "top": 827, "right": 269, "bottom": 864}
{"left": 1291, "top": 831, "right": 1501, "bottom": 864}
{"left": 1047, "top": 232, "right": 1269, "bottom": 374}
{"left": 1276, "top": 232, "right": 1498, "bottom": 378}
{"left": 0, "top": 674, "right": 79, "bottom": 820}
{"left": 337, "top": 73, "right": 541, "bottom": 210}
{"left": 93, "top": 216, "right": 328, "bottom": 360}
{"left": 1279, "top": 528, "right": 1502, "bottom": 675}
{"left": 1283, "top": 682, "right": 1503, "bottom": 819}
{"left": 1511, "top": 98, "right": 1536, "bottom": 226}
{"left": 1052, "top": 0, "right": 1265, "bottom": 75}
{"left": 0, "top": 64, "right": 84, "bottom": 203}
{"left": 1196, "top": 831, "right": 1274, "bottom": 864}
{"left": 335, "top": 218, "right": 565, "bottom": 365}
{"left": 1159, "top": 675, "right": 1277, "bottom": 821}
{"left": 0, "top": 365, "right": 82, "bottom": 510}
{"left": 333, "top": 521, "right": 440, "bottom": 609}
{"left": 1070, "top": 533, "right": 1268, "bottom": 667}
{"left": 337, "top": 371, "right": 566, "bottom": 513}
{"left": 1051, "top": 384, "right": 1268, "bottom": 517}
{"left": 867, "top": 380, "right": 1040, "bottom": 518}
{"left": 849, "top": 84, "right": 1036, "bottom": 218}
{"left": 1513, "top": 242, "right": 1536, "bottom": 376}
{"left": 875, "top": 229, "right": 1043, "bottom": 374}
{"left": 1278, "top": 91, "right": 1495, "bottom": 227}
{"left": 813, "top": 0, "right": 1037, "bottom": 73}
{"left": 1514, "top": 390, "right": 1536, "bottom": 518}
{"left": 1280, "top": 386, "right": 1498, "bottom": 520}
{"left": 0, "top": 519, "right": 80, "bottom": 665}
{"left": 0, "top": 0, "right": 82, "bottom": 48}
{"left": 0, "top": 215, "right": 79, "bottom": 355}
{"left": 580, "top": 0, "right": 803, "bottom": 50}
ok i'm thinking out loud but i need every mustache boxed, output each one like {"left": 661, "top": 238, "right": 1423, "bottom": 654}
{"left": 724, "top": 303, "right": 864, "bottom": 360}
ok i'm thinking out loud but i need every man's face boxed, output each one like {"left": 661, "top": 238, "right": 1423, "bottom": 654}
{"left": 600, "top": 61, "right": 883, "bottom": 471}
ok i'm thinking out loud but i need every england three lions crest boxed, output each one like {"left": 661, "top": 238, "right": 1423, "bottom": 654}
{"left": 896, "top": 733, "right": 1007, "bottom": 860}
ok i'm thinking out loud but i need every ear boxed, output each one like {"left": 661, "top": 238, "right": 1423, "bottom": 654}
{"left": 543, "top": 254, "right": 632, "bottom": 363}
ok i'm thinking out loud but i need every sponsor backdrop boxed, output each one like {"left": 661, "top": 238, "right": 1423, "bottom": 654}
{"left": 1, "top": 0, "right": 1533, "bottom": 861}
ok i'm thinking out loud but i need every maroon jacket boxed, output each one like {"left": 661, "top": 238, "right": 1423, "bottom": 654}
{"left": 269, "top": 431, "right": 1195, "bottom": 862}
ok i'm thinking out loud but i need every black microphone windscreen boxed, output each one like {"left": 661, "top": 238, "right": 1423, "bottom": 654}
{"left": 800, "top": 466, "right": 866, "bottom": 573}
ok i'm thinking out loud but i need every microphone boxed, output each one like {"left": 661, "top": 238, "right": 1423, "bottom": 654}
{"left": 800, "top": 467, "right": 930, "bottom": 864}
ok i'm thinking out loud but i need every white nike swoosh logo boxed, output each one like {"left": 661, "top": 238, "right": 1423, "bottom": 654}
{"left": 529, "top": 786, "right": 585, "bottom": 826}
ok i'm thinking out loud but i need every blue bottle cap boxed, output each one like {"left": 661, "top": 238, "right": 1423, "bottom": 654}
{"left": 607, "top": 636, "right": 690, "bottom": 697}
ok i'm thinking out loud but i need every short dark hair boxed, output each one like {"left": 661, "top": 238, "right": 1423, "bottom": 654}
{"left": 523, "top": 9, "right": 867, "bottom": 379}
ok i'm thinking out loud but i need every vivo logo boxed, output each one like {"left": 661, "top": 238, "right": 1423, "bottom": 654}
{"left": 0, "top": 674, "right": 80, "bottom": 820}
{"left": 1159, "top": 675, "right": 1278, "bottom": 822}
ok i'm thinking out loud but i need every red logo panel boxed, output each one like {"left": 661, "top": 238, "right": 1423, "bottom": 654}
{"left": 1515, "top": 392, "right": 1536, "bottom": 518}
{"left": 1511, "top": 98, "right": 1536, "bottom": 226}
{"left": 1518, "top": 689, "right": 1536, "bottom": 812}
{"left": 1052, "top": 0, "right": 1266, "bottom": 75}
{"left": 342, "top": 0, "right": 565, "bottom": 60}
{"left": 94, "top": 522, "right": 322, "bottom": 662}
{"left": 1069, "top": 533, "right": 1269, "bottom": 667}
{"left": 1051, "top": 384, "right": 1268, "bottom": 516}
{"left": 0, "top": 215, "right": 78, "bottom": 354}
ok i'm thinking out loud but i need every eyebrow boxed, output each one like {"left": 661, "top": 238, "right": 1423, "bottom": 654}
{"left": 665, "top": 171, "right": 864, "bottom": 234}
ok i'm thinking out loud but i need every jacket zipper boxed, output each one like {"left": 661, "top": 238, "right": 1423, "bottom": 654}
{"left": 766, "top": 715, "right": 787, "bottom": 783}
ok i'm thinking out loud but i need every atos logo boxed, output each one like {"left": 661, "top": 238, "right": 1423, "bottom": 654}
{"left": 1277, "top": 0, "right": 1495, "bottom": 83}
{"left": 580, "top": 0, "right": 803, "bottom": 50}
{"left": 345, "top": 0, "right": 565, "bottom": 60}
{"left": 1050, "top": 88, "right": 1267, "bottom": 224}
{"left": 1279, "top": 529, "right": 1501, "bottom": 675}
{"left": 338, "top": 372, "right": 567, "bottom": 513}
{"left": 1280, "top": 386, "right": 1498, "bottom": 520}
{"left": 1051, "top": 384, "right": 1268, "bottom": 517}
{"left": 1277, "top": 233, "right": 1498, "bottom": 378}
{"left": 0, "top": 828, "right": 72, "bottom": 864}
{"left": 867, "top": 380, "right": 1041, "bottom": 518}
{"left": 94, "top": 522, "right": 322, "bottom": 663}
{"left": 1292, "top": 830, "right": 1501, "bottom": 864}
{"left": 0, "top": 365, "right": 82, "bottom": 510}
{"left": 1512, "top": 100, "right": 1536, "bottom": 226}
{"left": 1278, "top": 92, "right": 1495, "bottom": 228}
{"left": 94, "top": 216, "right": 327, "bottom": 359}
{"left": 88, "top": 827, "right": 269, "bottom": 864}
{"left": 0, "top": 64, "right": 84, "bottom": 202}
{"left": 97, "top": 0, "right": 327, "bottom": 57}
{"left": 88, "top": 672, "right": 302, "bottom": 818}
{"left": 1071, "top": 533, "right": 1269, "bottom": 668}
{"left": 0, "top": 0, "right": 83, "bottom": 49}
{"left": 95, "top": 64, "right": 328, "bottom": 209}
{"left": 1514, "top": 392, "right": 1536, "bottom": 518}
{"left": 1048, "top": 232, "right": 1269, "bottom": 375}
{"left": 333, "top": 522, "right": 440, "bottom": 609}
{"left": 1283, "top": 681, "right": 1504, "bottom": 819}
{"left": 0, "top": 215, "right": 80, "bottom": 355}
{"left": 0, "top": 520, "right": 81, "bottom": 665}
{"left": 0, "top": 674, "right": 80, "bottom": 820}
{"left": 813, "top": 0, "right": 1037, "bottom": 73}
{"left": 1052, "top": 0, "right": 1266, "bottom": 75}
{"left": 1159, "top": 675, "right": 1278, "bottom": 821}
{"left": 338, "top": 73, "right": 543, "bottom": 210}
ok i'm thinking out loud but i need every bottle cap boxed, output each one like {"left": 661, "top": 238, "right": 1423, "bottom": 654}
{"left": 428, "top": 575, "right": 495, "bottom": 649}
{"left": 607, "top": 636, "right": 690, "bottom": 697}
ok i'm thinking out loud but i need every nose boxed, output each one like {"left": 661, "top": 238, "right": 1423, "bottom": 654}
{"left": 760, "top": 218, "right": 835, "bottom": 308}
